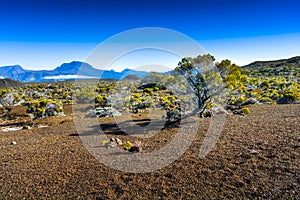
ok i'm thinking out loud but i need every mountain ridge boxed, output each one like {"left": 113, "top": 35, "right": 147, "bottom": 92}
{"left": 243, "top": 56, "right": 300, "bottom": 70}
{"left": 1, "top": 56, "right": 299, "bottom": 82}
{"left": 0, "top": 61, "right": 149, "bottom": 82}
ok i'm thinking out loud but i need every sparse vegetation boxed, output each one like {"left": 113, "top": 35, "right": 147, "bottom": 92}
{"left": 0, "top": 55, "right": 299, "bottom": 199}
{"left": 0, "top": 54, "right": 299, "bottom": 121}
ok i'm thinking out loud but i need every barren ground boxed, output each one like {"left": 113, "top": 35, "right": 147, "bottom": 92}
{"left": 0, "top": 104, "right": 299, "bottom": 199}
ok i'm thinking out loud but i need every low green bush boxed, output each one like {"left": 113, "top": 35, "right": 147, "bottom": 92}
{"left": 241, "top": 107, "right": 250, "bottom": 115}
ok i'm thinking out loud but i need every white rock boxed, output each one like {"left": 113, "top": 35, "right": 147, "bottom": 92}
{"left": 23, "top": 125, "right": 32, "bottom": 130}
{"left": 115, "top": 138, "right": 123, "bottom": 145}
{"left": 249, "top": 149, "right": 259, "bottom": 154}
{"left": 2, "top": 127, "right": 23, "bottom": 132}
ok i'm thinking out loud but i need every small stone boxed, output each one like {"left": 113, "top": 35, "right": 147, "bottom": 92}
{"left": 129, "top": 146, "right": 141, "bottom": 153}
{"left": 11, "top": 141, "right": 17, "bottom": 145}
{"left": 249, "top": 149, "right": 259, "bottom": 154}
{"left": 109, "top": 138, "right": 122, "bottom": 145}
{"left": 107, "top": 141, "right": 117, "bottom": 148}
{"left": 115, "top": 138, "right": 123, "bottom": 145}
{"left": 212, "top": 107, "right": 228, "bottom": 115}
{"left": 23, "top": 125, "right": 32, "bottom": 130}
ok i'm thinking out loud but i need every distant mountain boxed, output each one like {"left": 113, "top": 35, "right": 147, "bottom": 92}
{"left": 0, "top": 65, "right": 27, "bottom": 81}
{"left": 54, "top": 61, "right": 103, "bottom": 76}
{"left": 0, "top": 78, "right": 23, "bottom": 89}
{"left": 243, "top": 56, "right": 300, "bottom": 70}
{"left": 0, "top": 61, "right": 150, "bottom": 82}
{"left": 2, "top": 56, "right": 299, "bottom": 83}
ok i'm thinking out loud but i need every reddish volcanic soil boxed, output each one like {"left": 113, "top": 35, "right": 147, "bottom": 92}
{"left": 0, "top": 104, "right": 299, "bottom": 199}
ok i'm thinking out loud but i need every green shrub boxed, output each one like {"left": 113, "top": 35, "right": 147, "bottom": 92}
{"left": 227, "top": 96, "right": 246, "bottom": 105}
{"left": 124, "top": 141, "right": 132, "bottom": 151}
{"left": 0, "top": 88, "right": 11, "bottom": 97}
{"left": 95, "top": 87, "right": 106, "bottom": 93}
{"left": 260, "top": 80, "right": 270, "bottom": 87}
{"left": 282, "top": 89, "right": 300, "bottom": 101}
{"left": 159, "top": 95, "right": 176, "bottom": 107}
{"left": 143, "top": 88, "right": 153, "bottom": 95}
{"left": 277, "top": 89, "right": 300, "bottom": 104}
{"left": 153, "top": 86, "right": 160, "bottom": 91}
{"left": 13, "top": 94, "right": 21, "bottom": 102}
{"left": 95, "top": 95, "right": 107, "bottom": 105}
{"left": 64, "top": 99, "right": 73, "bottom": 104}
{"left": 131, "top": 93, "right": 141, "bottom": 99}
{"left": 258, "top": 97, "right": 273, "bottom": 104}
{"left": 241, "top": 107, "right": 250, "bottom": 115}
{"left": 27, "top": 98, "right": 64, "bottom": 118}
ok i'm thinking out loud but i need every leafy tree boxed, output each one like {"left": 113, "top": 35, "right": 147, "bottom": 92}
{"left": 143, "top": 72, "right": 182, "bottom": 89}
{"left": 216, "top": 60, "right": 247, "bottom": 90}
{"left": 175, "top": 54, "right": 220, "bottom": 117}
{"left": 192, "top": 54, "right": 216, "bottom": 67}
{"left": 216, "top": 59, "right": 232, "bottom": 78}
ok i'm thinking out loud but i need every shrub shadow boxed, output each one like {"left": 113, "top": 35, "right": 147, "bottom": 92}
{"left": 73, "top": 118, "right": 192, "bottom": 137}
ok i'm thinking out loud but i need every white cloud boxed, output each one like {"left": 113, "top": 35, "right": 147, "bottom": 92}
{"left": 28, "top": 77, "right": 35, "bottom": 82}
{"left": 0, "top": 76, "right": 5, "bottom": 79}
{"left": 43, "top": 75, "right": 98, "bottom": 80}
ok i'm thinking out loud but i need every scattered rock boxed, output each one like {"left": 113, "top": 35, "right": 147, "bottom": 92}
{"left": 233, "top": 110, "right": 246, "bottom": 116}
{"left": 56, "top": 112, "right": 66, "bottom": 117}
{"left": 138, "top": 83, "right": 166, "bottom": 90}
{"left": 240, "top": 98, "right": 259, "bottom": 106}
{"left": 36, "top": 125, "right": 48, "bottom": 128}
{"left": 22, "top": 125, "right": 32, "bottom": 130}
{"left": 85, "top": 109, "right": 97, "bottom": 118}
{"left": 102, "top": 138, "right": 123, "bottom": 148}
{"left": 293, "top": 145, "right": 300, "bottom": 149}
{"left": 106, "top": 141, "right": 117, "bottom": 148}
{"left": 128, "top": 140, "right": 142, "bottom": 153}
{"left": 129, "top": 146, "right": 141, "bottom": 153}
{"left": 1, "top": 126, "right": 23, "bottom": 132}
{"left": 113, "top": 138, "right": 123, "bottom": 145}
{"left": 212, "top": 107, "right": 228, "bottom": 115}
{"left": 110, "top": 138, "right": 123, "bottom": 145}
{"left": 11, "top": 141, "right": 17, "bottom": 145}
{"left": 86, "top": 107, "right": 122, "bottom": 118}
{"left": 0, "top": 93, "right": 15, "bottom": 106}
{"left": 225, "top": 105, "right": 238, "bottom": 111}
{"left": 166, "top": 108, "right": 181, "bottom": 122}
{"left": 277, "top": 96, "right": 299, "bottom": 104}
{"left": 249, "top": 149, "right": 259, "bottom": 154}
{"left": 98, "top": 107, "right": 121, "bottom": 117}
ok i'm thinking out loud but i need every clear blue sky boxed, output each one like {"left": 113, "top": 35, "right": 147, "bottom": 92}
{"left": 0, "top": 0, "right": 300, "bottom": 70}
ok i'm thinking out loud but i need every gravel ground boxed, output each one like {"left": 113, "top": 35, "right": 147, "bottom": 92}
{"left": 0, "top": 104, "right": 299, "bottom": 199}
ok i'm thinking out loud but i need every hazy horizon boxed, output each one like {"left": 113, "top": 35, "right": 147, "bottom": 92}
{"left": 1, "top": 33, "right": 300, "bottom": 72}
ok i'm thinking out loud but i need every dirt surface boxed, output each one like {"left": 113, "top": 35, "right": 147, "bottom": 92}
{"left": 0, "top": 105, "right": 299, "bottom": 199}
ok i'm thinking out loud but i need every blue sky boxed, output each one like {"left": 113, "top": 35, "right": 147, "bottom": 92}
{"left": 0, "top": 0, "right": 300, "bottom": 70}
